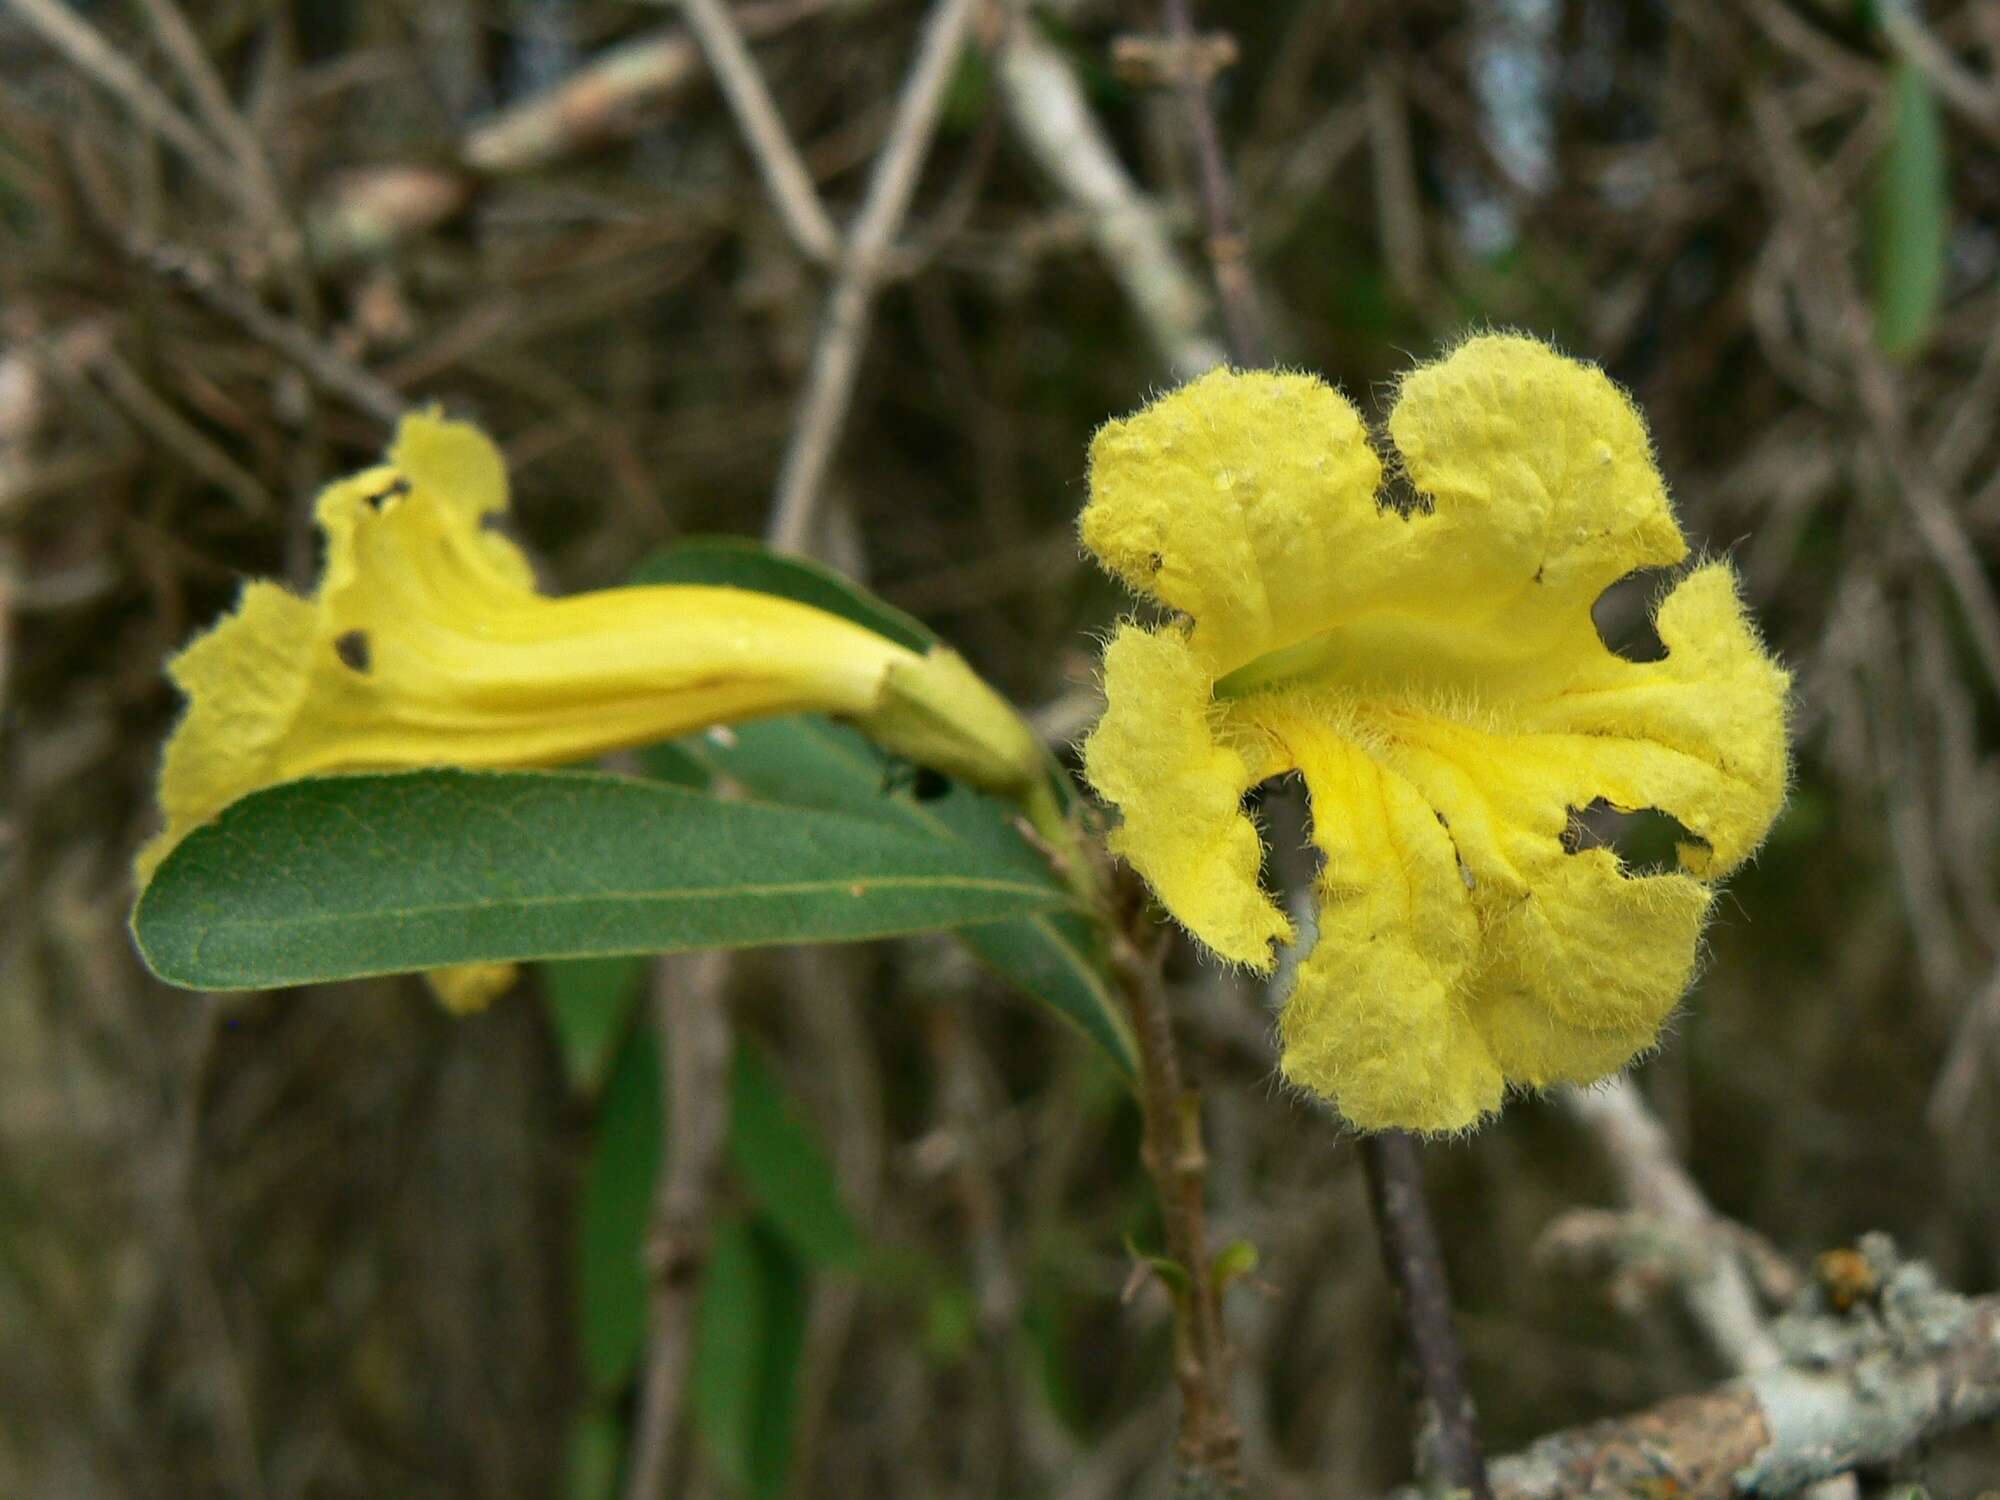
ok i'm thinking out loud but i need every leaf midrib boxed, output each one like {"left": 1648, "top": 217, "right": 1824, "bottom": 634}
{"left": 156, "top": 871, "right": 1069, "bottom": 932}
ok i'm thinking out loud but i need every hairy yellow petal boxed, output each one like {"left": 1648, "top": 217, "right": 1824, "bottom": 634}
{"left": 141, "top": 411, "right": 1034, "bottom": 881}
{"left": 1388, "top": 333, "right": 1689, "bottom": 622}
{"left": 1081, "top": 624, "right": 1292, "bottom": 968}
{"left": 1272, "top": 722, "right": 1501, "bottom": 1133}
{"left": 1080, "top": 336, "right": 1793, "bottom": 1134}
{"left": 1081, "top": 368, "right": 1383, "bottom": 671}
{"left": 1523, "top": 563, "right": 1790, "bottom": 877}
{"left": 1206, "top": 338, "right": 1693, "bottom": 704}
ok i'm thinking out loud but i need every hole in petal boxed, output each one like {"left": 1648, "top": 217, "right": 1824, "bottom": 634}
{"left": 333, "top": 629, "right": 372, "bottom": 673}
{"left": 365, "top": 475, "right": 411, "bottom": 510}
{"left": 1561, "top": 799, "right": 1705, "bottom": 877}
{"left": 1247, "top": 774, "right": 1321, "bottom": 890}
{"left": 1591, "top": 567, "right": 1675, "bottom": 662}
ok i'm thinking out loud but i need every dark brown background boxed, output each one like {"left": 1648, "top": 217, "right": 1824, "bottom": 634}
{"left": 3, "top": 1, "right": 1997, "bottom": 1495}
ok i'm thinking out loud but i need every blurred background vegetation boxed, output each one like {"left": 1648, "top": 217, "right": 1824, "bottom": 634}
{"left": 3, "top": 0, "right": 1999, "bottom": 1495}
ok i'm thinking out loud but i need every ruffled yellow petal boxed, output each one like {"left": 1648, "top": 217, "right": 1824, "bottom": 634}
{"left": 1270, "top": 719, "right": 1502, "bottom": 1133}
{"left": 142, "top": 410, "right": 1041, "bottom": 882}
{"left": 1080, "top": 623, "right": 1292, "bottom": 968}
{"left": 1521, "top": 563, "right": 1790, "bottom": 877}
{"left": 1079, "top": 336, "right": 1792, "bottom": 1134}
{"left": 1386, "top": 333, "right": 1689, "bottom": 624}
{"left": 1386, "top": 720, "right": 1709, "bottom": 1032}
{"left": 1081, "top": 369, "right": 1383, "bottom": 671}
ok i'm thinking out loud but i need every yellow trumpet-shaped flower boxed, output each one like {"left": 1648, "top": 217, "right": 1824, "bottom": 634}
{"left": 1080, "top": 336, "right": 1790, "bottom": 1134}
{"left": 140, "top": 412, "right": 1045, "bottom": 1009}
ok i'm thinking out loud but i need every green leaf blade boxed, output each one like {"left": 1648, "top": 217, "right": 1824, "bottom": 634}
{"left": 728, "top": 1045, "right": 866, "bottom": 1271}
{"left": 692, "top": 1219, "right": 809, "bottom": 1499}
{"left": 579, "top": 1028, "right": 662, "bottom": 1395}
{"left": 671, "top": 716, "right": 1137, "bottom": 1077}
{"left": 1871, "top": 59, "right": 1949, "bottom": 360}
{"left": 134, "top": 768, "right": 1073, "bottom": 990}
{"left": 542, "top": 955, "right": 647, "bottom": 1097}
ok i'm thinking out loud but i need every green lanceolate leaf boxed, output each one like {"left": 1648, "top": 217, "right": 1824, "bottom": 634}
{"left": 133, "top": 768, "right": 1074, "bottom": 990}
{"left": 579, "top": 1027, "right": 662, "bottom": 1394}
{"left": 1870, "top": 58, "right": 1948, "bottom": 360}
{"left": 676, "top": 714, "right": 1137, "bottom": 1077}
{"left": 542, "top": 955, "right": 647, "bottom": 1097}
{"left": 692, "top": 1218, "right": 809, "bottom": 1500}
{"left": 729, "top": 1044, "right": 865, "bottom": 1271}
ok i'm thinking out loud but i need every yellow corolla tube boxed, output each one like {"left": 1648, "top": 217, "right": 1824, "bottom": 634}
{"left": 139, "top": 412, "right": 1045, "bottom": 1009}
{"left": 1079, "top": 335, "right": 1790, "bottom": 1135}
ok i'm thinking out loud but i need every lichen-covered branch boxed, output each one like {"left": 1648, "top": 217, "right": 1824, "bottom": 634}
{"left": 1390, "top": 1250, "right": 2000, "bottom": 1500}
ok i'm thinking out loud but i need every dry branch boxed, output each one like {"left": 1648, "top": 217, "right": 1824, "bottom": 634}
{"left": 624, "top": 950, "right": 734, "bottom": 1500}
{"left": 1362, "top": 1134, "right": 1494, "bottom": 1500}
{"left": 117, "top": 236, "right": 407, "bottom": 427}
{"left": 995, "top": 8, "right": 1224, "bottom": 377}
{"left": 671, "top": 0, "right": 841, "bottom": 264}
{"left": 1564, "top": 1077, "right": 1781, "bottom": 1373}
{"left": 1392, "top": 1258, "right": 2000, "bottom": 1500}
{"left": 767, "top": 0, "right": 981, "bottom": 554}
{"left": 1110, "top": 924, "right": 1244, "bottom": 1496}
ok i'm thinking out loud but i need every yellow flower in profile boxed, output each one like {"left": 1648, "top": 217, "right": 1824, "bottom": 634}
{"left": 1079, "top": 336, "right": 1789, "bottom": 1134}
{"left": 140, "top": 412, "right": 1045, "bottom": 1009}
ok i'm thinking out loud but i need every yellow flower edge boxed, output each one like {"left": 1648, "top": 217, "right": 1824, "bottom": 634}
{"left": 1079, "top": 334, "right": 1790, "bottom": 1134}
{"left": 141, "top": 411, "right": 1047, "bottom": 1010}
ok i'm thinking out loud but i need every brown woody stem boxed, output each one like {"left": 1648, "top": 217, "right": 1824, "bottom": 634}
{"left": 1361, "top": 1132, "right": 1494, "bottom": 1500}
{"left": 1109, "top": 918, "right": 1243, "bottom": 1496}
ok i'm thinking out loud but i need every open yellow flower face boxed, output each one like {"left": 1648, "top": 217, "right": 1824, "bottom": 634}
{"left": 141, "top": 411, "right": 1045, "bottom": 1012}
{"left": 1080, "top": 336, "right": 1790, "bottom": 1134}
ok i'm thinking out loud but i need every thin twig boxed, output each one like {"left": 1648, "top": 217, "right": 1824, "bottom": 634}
{"left": 672, "top": 0, "right": 842, "bottom": 263}
{"left": 1563, "top": 1078, "right": 1861, "bottom": 1500}
{"left": 4, "top": 0, "right": 252, "bottom": 216}
{"left": 623, "top": 950, "right": 734, "bottom": 1500}
{"left": 1877, "top": 0, "right": 2000, "bottom": 144}
{"left": 1364, "top": 65, "right": 1428, "bottom": 308}
{"left": 128, "top": 0, "right": 290, "bottom": 230}
{"left": 1159, "top": 0, "right": 1264, "bottom": 365}
{"left": 766, "top": 0, "right": 980, "bottom": 554}
{"left": 86, "top": 343, "right": 274, "bottom": 515}
{"left": 120, "top": 235, "right": 408, "bottom": 427}
{"left": 1563, "top": 1077, "right": 1781, "bottom": 1372}
{"left": 994, "top": 7, "right": 1224, "bottom": 377}
{"left": 1745, "top": 87, "right": 2000, "bottom": 707}
{"left": 126, "top": 0, "right": 322, "bottom": 326}
{"left": 1109, "top": 922, "right": 1243, "bottom": 1495}
{"left": 1360, "top": 1134, "right": 1494, "bottom": 1500}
